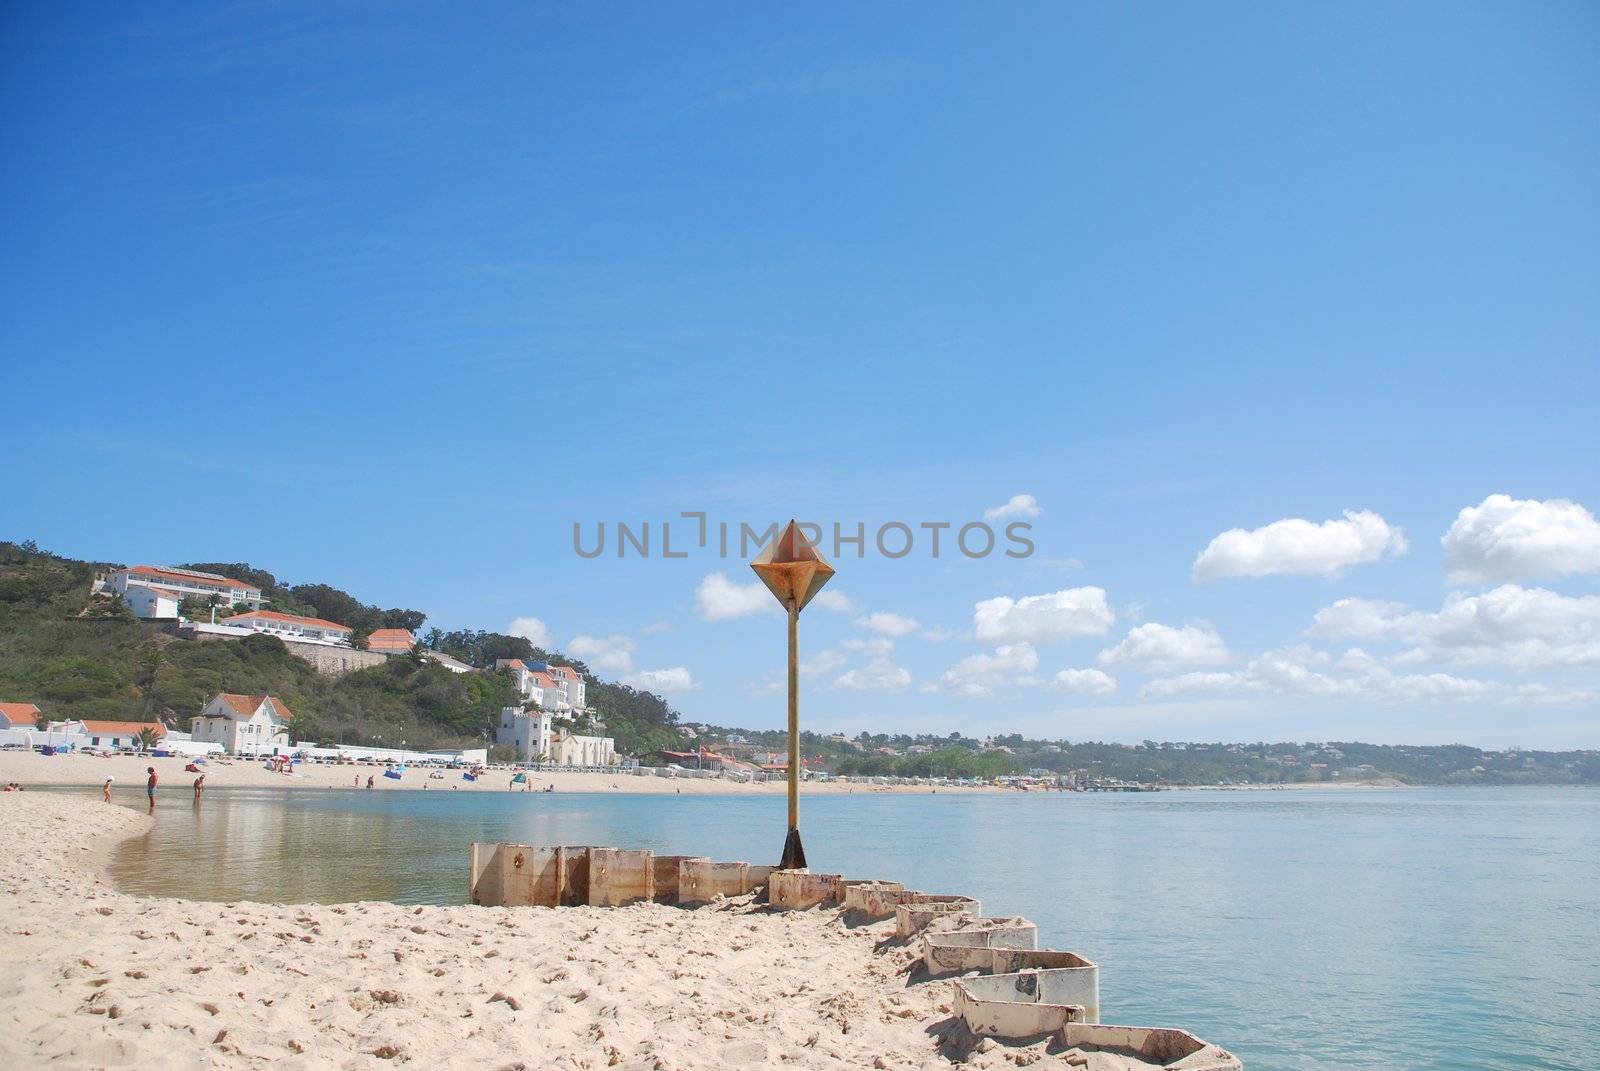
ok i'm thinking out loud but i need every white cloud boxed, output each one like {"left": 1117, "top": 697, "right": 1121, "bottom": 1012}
{"left": 921, "top": 625, "right": 965, "bottom": 642}
{"left": 619, "top": 667, "right": 697, "bottom": 694}
{"left": 856, "top": 611, "right": 919, "bottom": 637}
{"left": 842, "top": 636, "right": 894, "bottom": 657}
{"left": 1142, "top": 646, "right": 1501, "bottom": 703}
{"left": 1310, "top": 585, "right": 1600, "bottom": 671}
{"left": 1051, "top": 668, "right": 1118, "bottom": 696}
{"left": 801, "top": 649, "right": 847, "bottom": 677}
{"left": 811, "top": 590, "right": 856, "bottom": 614}
{"left": 567, "top": 634, "right": 636, "bottom": 673}
{"left": 1193, "top": 510, "right": 1408, "bottom": 580}
{"left": 834, "top": 659, "right": 912, "bottom": 691}
{"left": 930, "top": 643, "right": 1040, "bottom": 698}
{"left": 984, "top": 494, "right": 1042, "bottom": 521}
{"left": 507, "top": 616, "right": 551, "bottom": 648}
{"left": 1443, "top": 494, "right": 1600, "bottom": 584}
{"left": 973, "top": 587, "right": 1114, "bottom": 644}
{"left": 1099, "top": 623, "right": 1230, "bottom": 671}
{"left": 695, "top": 572, "right": 776, "bottom": 621}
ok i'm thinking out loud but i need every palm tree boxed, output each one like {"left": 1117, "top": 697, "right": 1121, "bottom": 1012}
{"left": 133, "top": 647, "right": 167, "bottom": 719}
{"left": 135, "top": 727, "right": 161, "bottom": 753}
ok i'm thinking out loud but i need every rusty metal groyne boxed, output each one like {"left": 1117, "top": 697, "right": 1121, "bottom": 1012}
{"left": 469, "top": 843, "right": 1241, "bottom": 1068}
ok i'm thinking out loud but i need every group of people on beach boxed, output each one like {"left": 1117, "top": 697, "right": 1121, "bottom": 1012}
{"left": 101, "top": 766, "right": 203, "bottom": 811}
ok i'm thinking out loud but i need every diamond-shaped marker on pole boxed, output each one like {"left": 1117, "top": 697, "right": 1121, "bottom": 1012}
{"left": 750, "top": 520, "right": 834, "bottom": 870}
{"left": 750, "top": 520, "right": 836, "bottom": 613}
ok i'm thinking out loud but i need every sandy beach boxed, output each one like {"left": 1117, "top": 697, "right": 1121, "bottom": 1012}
{"left": 1, "top": 790, "right": 1118, "bottom": 1070}
{"left": 0, "top": 751, "right": 1007, "bottom": 797}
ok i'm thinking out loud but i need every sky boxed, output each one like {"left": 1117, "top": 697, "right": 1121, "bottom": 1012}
{"left": 2, "top": 2, "right": 1598, "bottom": 748}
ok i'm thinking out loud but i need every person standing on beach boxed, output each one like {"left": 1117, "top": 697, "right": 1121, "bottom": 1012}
{"left": 146, "top": 766, "right": 158, "bottom": 813}
{"left": 103, "top": 776, "right": 113, "bottom": 803}
{"left": 367, "top": 775, "right": 374, "bottom": 789}
{"left": 193, "top": 774, "right": 205, "bottom": 800}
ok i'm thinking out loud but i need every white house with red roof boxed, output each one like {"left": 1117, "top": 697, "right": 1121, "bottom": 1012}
{"left": 218, "top": 609, "right": 353, "bottom": 646}
{"left": 96, "top": 566, "right": 263, "bottom": 618}
{"left": 190, "top": 694, "right": 292, "bottom": 754}
{"left": 493, "top": 659, "right": 585, "bottom": 713}
{"left": 0, "top": 702, "right": 41, "bottom": 730}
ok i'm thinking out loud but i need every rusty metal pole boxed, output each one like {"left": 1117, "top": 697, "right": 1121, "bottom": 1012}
{"left": 752, "top": 520, "right": 831, "bottom": 872}
{"left": 786, "top": 601, "right": 800, "bottom": 837}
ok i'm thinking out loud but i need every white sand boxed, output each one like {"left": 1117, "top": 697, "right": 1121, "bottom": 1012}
{"left": 0, "top": 751, "right": 1006, "bottom": 797}
{"left": 0, "top": 791, "right": 1081, "bottom": 1070}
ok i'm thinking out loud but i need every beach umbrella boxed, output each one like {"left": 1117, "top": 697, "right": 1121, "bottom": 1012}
{"left": 750, "top": 519, "right": 836, "bottom": 870}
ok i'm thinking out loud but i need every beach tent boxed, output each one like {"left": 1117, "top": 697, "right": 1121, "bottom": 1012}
{"left": 383, "top": 767, "right": 404, "bottom": 780}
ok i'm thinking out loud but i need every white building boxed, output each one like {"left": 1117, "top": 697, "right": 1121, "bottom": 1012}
{"left": 542, "top": 663, "right": 587, "bottom": 711}
{"left": 217, "top": 610, "right": 352, "bottom": 645}
{"left": 493, "top": 659, "right": 585, "bottom": 714}
{"left": 496, "top": 706, "right": 555, "bottom": 761}
{"left": 424, "top": 651, "right": 473, "bottom": 674}
{"left": 122, "top": 585, "right": 184, "bottom": 620}
{"left": 190, "top": 694, "right": 292, "bottom": 755}
{"left": 495, "top": 706, "right": 616, "bottom": 766}
{"left": 44, "top": 719, "right": 167, "bottom": 750}
{"left": 550, "top": 730, "right": 616, "bottom": 767}
{"left": 96, "top": 566, "right": 263, "bottom": 617}
{"left": 494, "top": 659, "right": 549, "bottom": 708}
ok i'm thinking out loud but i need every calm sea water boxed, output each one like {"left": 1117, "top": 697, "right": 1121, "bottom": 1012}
{"left": 99, "top": 785, "right": 1598, "bottom": 1071}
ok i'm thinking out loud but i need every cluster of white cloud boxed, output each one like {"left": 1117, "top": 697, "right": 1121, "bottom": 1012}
{"left": 703, "top": 493, "right": 1600, "bottom": 716}
{"left": 1193, "top": 510, "right": 1408, "bottom": 580}
{"left": 930, "top": 642, "right": 1040, "bottom": 698}
{"left": 1442, "top": 494, "right": 1600, "bottom": 584}
{"left": 856, "top": 611, "right": 919, "bottom": 636}
{"left": 973, "top": 587, "right": 1114, "bottom": 643}
{"left": 984, "top": 493, "right": 1042, "bottom": 520}
{"left": 1098, "top": 623, "right": 1230, "bottom": 671}
{"left": 618, "top": 667, "right": 698, "bottom": 694}
{"left": 1140, "top": 645, "right": 1581, "bottom": 705}
{"left": 836, "top": 658, "right": 913, "bottom": 692}
{"left": 1051, "top": 668, "right": 1118, "bottom": 696}
{"left": 567, "top": 633, "right": 636, "bottom": 673}
{"left": 1310, "top": 585, "right": 1600, "bottom": 671}
{"left": 507, "top": 616, "right": 551, "bottom": 648}
{"left": 694, "top": 572, "right": 776, "bottom": 621}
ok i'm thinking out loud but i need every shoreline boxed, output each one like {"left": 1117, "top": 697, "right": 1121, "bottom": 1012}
{"left": 0, "top": 792, "right": 1024, "bottom": 1069}
{"left": 0, "top": 751, "right": 1408, "bottom": 796}
{"left": 0, "top": 751, "right": 1002, "bottom": 796}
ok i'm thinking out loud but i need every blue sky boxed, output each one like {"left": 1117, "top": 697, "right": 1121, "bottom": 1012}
{"left": 3, "top": 2, "right": 1597, "bottom": 747}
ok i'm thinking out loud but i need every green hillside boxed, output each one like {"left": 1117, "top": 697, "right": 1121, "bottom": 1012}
{"left": 0, "top": 540, "right": 682, "bottom": 756}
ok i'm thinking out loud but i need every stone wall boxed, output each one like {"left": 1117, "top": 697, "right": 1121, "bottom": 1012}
{"left": 282, "top": 641, "right": 389, "bottom": 677}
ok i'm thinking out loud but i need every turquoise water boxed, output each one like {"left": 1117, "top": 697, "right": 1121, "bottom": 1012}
{"left": 103, "top": 786, "right": 1598, "bottom": 1071}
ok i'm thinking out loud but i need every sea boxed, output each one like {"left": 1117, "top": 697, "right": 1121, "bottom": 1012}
{"left": 100, "top": 785, "right": 1598, "bottom": 1071}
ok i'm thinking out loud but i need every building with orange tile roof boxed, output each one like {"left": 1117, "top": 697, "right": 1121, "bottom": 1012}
{"left": 218, "top": 609, "right": 352, "bottom": 645}
{"left": 191, "top": 694, "right": 292, "bottom": 754}
{"left": 43, "top": 719, "right": 165, "bottom": 749}
{"left": 95, "top": 565, "right": 264, "bottom": 619}
{"left": 366, "top": 628, "right": 417, "bottom": 653}
{"left": 0, "top": 702, "right": 42, "bottom": 730}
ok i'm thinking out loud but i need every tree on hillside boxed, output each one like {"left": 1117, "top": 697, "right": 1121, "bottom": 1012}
{"left": 134, "top": 647, "right": 167, "bottom": 719}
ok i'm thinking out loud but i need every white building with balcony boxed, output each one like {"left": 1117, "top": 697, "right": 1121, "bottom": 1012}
{"left": 217, "top": 610, "right": 352, "bottom": 645}
{"left": 96, "top": 566, "right": 263, "bottom": 618}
